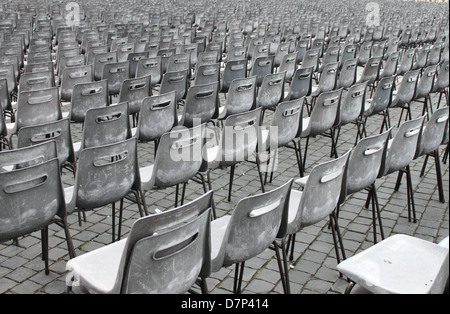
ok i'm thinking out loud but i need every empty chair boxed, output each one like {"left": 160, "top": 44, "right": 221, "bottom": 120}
{"left": 220, "top": 59, "right": 248, "bottom": 93}
{"left": 356, "top": 56, "right": 382, "bottom": 88}
{"left": 66, "top": 192, "right": 213, "bottom": 294}
{"left": 378, "top": 115, "right": 426, "bottom": 223}
{"left": 339, "top": 129, "right": 391, "bottom": 244}
{"left": 60, "top": 65, "right": 93, "bottom": 102}
{"left": 284, "top": 67, "right": 313, "bottom": 101}
{"left": 178, "top": 81, "right": 219, "bottom": 127}
{"left": 277, "top": 52, "right": 297, "bottom": 81}
{"left": 0, "top": 78, "right": 14, "bottom": 122}
{"left": 167, "top": 53, "right": 191, "bottom": 78}
{"left": 426, "top": 42, "right": 443, "bottom": 66}
{"left": 296, "top": 88, "right": 343, "bottom": 173}
{"left": 17, "top": 118, "right": 77, "bottom": 176}
{"left": 67, "top": 80, "right": 109, "bottom": 124}
{"left": 340, "top": 43, "right": 357, "bottom": 67}
{"left": 379, "top": 51, "right": 400, "bottom": 79}
{"left": 133, "top": 91, "right": 178, "bottom": 155}
{"left": 201, "top": 108, "right": 265, "bottom": 201}
{"left": 218, "top": 76, "right": 257, "bottom": 120}
{"left": 275, "top": 150, "right": 351, "bottom": 293}
{"left": 310, "top": 61, "right": 339, "bottom": 98}
{"left": 118, "top": 75, "right": 152, "bottom": 125}
{"left": 6, "top": 87, "right": 62, "bottom": 145}
{"left": 415, "top": 107, "right": 449, "bottom": 203}
{"left": 208, "top": 179, "right": 293, "bottom": 294}
{"left": 65, "top": 137, "right": 147, "bottom": 242}
{"left": 0, "top": 110, "right": 10, "bottom": 150}
{"left": 397, "top": 48, "right": 415, "bottom": 76}
{"left": 390, "top": 69, "right": 420, "bottom": 125}
{"left": 414, "top": 65, "right": 438, "bottom": 118}
{"left": 336, "top": 58, "right": 358, "bottom": 89}
{"left": 0, "top": 158, "right": 75, "bottom": 275}
{"left": 411, "top": 45, "right": 430, "bottom": 70}
{"left": 337, "top": 234, "right": 449, "bottom": 294}
{"left": 18, "top": 70, "right": 55, "bottom": 93}
{"left": 299, "top": 48, "right": 320, "bottom": 72}
{"left": 318, "top": 46, "right": 340, "bottom": 73}
{"left": 256, "top": 71, "right": 285, "bottom": 111}
{"left": 192, "top": 63, "right": 220, "bottom": 86}
{"left": 138, "top": 123, "right": 205, "bottom": 208}
{"left": 362, "top": 75, "right": 396, "bottom": 133}
{"left": 159, "top": 69, "right": 189, "bottom": 105}
{"left": 135, "top": 56, "right": 162, "bottom": 86}
{"left": 102, "top": 61, "right": 130, "bottom": 101}
{"left": 249, "top": 55, "right": 274, "bottom": 87}
{"left": 93, "top": 51, "right": 117, "bottom": 81}
{"left": 430, "top": 60, "right": 449, "bottom": 109}
{"left": 358, "top": 41, "right": 373, "bottom": 67}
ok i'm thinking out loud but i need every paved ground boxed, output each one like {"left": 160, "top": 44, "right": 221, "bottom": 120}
{"left": 0, "top": 66, "right": 448, "bottom": 295}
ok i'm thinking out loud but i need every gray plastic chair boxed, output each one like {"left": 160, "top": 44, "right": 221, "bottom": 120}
{"left": 362, "top": 75, "right": 395, "bottom": 133}
{"left": 378, "top": 115, "right": 426, "bottom": 223}
{"left": 357, "top": 41, "right": 373, "bottom": 67}
{"left": 356, "top": 56, "right": 381, "bottom": 88}
{"left": 0, "top": 158, "right": 75, "bottom": 275}
{"left": 284, "top": 66, "right": 313, "bottom": 101}
{"left": 0, "top": 78, "right": 14, "bottom": 122}
{"left": 102, "top": 61, "right": 130, "bottom": 100}
{"left": 411, "top": 45, "right": 430, "bottom": 70}
{"left": 415, "top": 107, "right": 449, "bottom": 203}
{"left": 159, "top": 69, "right": 188, "bottom": 105}
{"left": 220, "top": 59, "right": 248, "bottom": 93}
{"left": 93, "top": 51, "right": 117, "bottom": 81}
{"left": 397, "top": 47, "right": 415, "bottom": 76}
{"left": 66, "top": 137, "right": 147, "bottom": 242}
{"left": 337, "top": 234, "right": 449, "bottom": 294}
{"left": 139, "top": 123, "right": 205, "bottom": 208}
{"left": 390, "top": 69, "right": 420, "bottom": 125}
{"left": 277, "top": 52, "right": 297, "bottom": 82}
{"left": 336, "top": 58, "right": 357, "bottom": 89}
{"left": 310, "top": 61, "right": 339, "bottom": 98}
{"left": 378, "top": 51, "right": 400, "bottom": 79}
{"left": 256, "top": 71, "right": 285, "bottom": 111}
{"left": 249, "top": 55, "right": 274, "bottom": 87}
{"left": 135, "top": 56, "right": 162, "bottom": 86}
{"left": 218, "top": 76, "right": 257, "bottom": 120}
{"left": 178, "top": 81, "right": 219, "bottom": 127}
{"left": 0, "top": 64, "right": 17, "bottom": 96}
{"left": 167, "top": 53, "right": 191, "bottom": 79}
{"left": 127, "top": 51, "right": 149, "bottom": 78}
{"left": 275, "top": 150, "right": 351, "bottom": 293}
{"left": 66, "top": 191, "right": 213, "bottom": 294}
{"left": 6, "top": 87, "right": 62, "bottom": 146}
{"left": 192, "top": 63, "right": 220, "bottom": 86}
{"left": 67, "top": 80, "right": 109, "bottom": 124}
{"left": 118, "top": 75, "right": 152, "bottom": 125}
{"left": 296, "top": 88, "right": 343, "bottom": 172}
{"left": 340, "top": 43, "right": 357, "bottom": 67}
{"left": 414, "top": 65, "right": 438, "bottom": 118}
{"left": 299, "top": 48, "right": 320, "bottom": 72}
{"left": 201, "top": 108, "right": 265, "bottom": 201}
{"left": 209, "top": 179, "right": 293, "bottom": 294}
{"left": 431, "top": 60, "right": 449, "bottom": 109}
{"left": 17, "top": 118, "right": 77, "bottom": 176}
{"left": 341, "top": 129, "right": 391, "bottom": 244}
{"left": 18, "top": 70, "right": 55, "bottom": 93}
{"left": 60, "top": 65, "right": 93, "bottom": 102}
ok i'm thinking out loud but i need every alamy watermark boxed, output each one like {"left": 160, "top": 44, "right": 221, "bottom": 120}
{"left": 65, "top": 2, "right": 80, "bottom": 27}
{"left": 366, "top": 2, "right": 380, "bottom": 27}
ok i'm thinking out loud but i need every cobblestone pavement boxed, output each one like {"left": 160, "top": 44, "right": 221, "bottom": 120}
{"left": 0, "top": 72, "right": 448, "bottom": 295}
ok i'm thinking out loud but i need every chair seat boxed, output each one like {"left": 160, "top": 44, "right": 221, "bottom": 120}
{"left": 66, "top": 239, "right": 127, "bottom": 294}
{"left": 287, "top": 189, "right": 303, "bottom": 232}
{"left": 139, "top": 164, "right": 154, "bottom": 187}
{"left": 337, "top": 234, "right": 449, "bottom": 294}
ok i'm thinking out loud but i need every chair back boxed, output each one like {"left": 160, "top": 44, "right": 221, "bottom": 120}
{"left": 0, "top": 141, "right": 57, "bottom": 172}
{"left": 221, "top": 59, "right": 247, "bottom": 93}
{"left": 367, "top": 76, "right": 395, "bottom": 116}
{"left": 256, "top": 71, "right": 285, "bottom": 110}
{"left": 118, "top": 75, "right": 152, "bottom": 115}
{"left": 60, "top": 65, "right": 93, "bottom": 101}
{"left": 69, "top": 80, "right": 109, "bottom": 123}
{"left": 179, "top": 81, "right": 219, "bottom": 127}
{"left": 339, "top": 81, "right": 367, "bottom": 126}
{"left": 415, "top": 107, "right": 449, "bottom": 157}
{"left": 286, "top": 66, "right": 313, "bottom": 100}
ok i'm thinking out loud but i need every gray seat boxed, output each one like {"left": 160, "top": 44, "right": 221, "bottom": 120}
{"left": 209, "top": 179, "right": 293, "bottom": 294}
{"left": 415, "top": 107, "right": 449, "bottom": 203}
{"left": 249, "top": 55, "right": 274, "bottom": 87}
{"left": 102, "top": 61, "right": 130, "bottom": 100}
{"left": 159, "top": 69, "right": 188, "bottom": 105}
{"left": 220, "top": 59, "right": 248, "bottom": 93}
{"left": 378, "top": 51, "right": 400, "bottom": 79}
{"left": 66, "top": 191, "right": 213, "bottom": 294}
{"left": 337, "top": 234, "right": 449, "bottom": 294}
{"left": 118, "top": 75, "right": 152, "bottom": 124}
{"left": 57, "top": 55, "right": 85, "bottom": 84}
{"left": 310, "top": 61, "right": 339, "bottom": 98}
{"left": 390, "top": 69, "right": 420, "bottom": 125}
{"left": 431, "top": 60, "right": 449, "bottom": 109}
{"left": 178, "top": 81, "right": 219, "bottom": 127}
{"left": 0, "top": 158, "right": 75, "bottom": 275}
{"left": 340, "top": 43, "right": 357, "bottom": 68}
{"left": 139, "top": 123, "right": 205, "bottom": 208}
{"left": 167, "top": 53, "right": 191, "bottom": 79}
{"left": 65, "top": 137, "right": 147, "bottom": 242}
{"left": 60, "top": 65, "right": 93, "bottom": 102}
{"left": 362, "top": 75, "right": 396, "bottom": 133}
{"left": 275, "top": 150, "right": 351, "bottom": 293}
{"left": 17, "top": 118, "right": 77, "bottom": 176}
{"left": 299, "top": 48, "right": 320, "bottom": 72}
{"left": 256, "top": 71, "right": 285, "bottom": 111}
{"left": 357, "top": 41, "right": 373, "bottom": 66}
{"left": 18, "top": 70, "right": 55, "bottom": 93}
{"left": 397, "top": 47, "right": 415, "bottom": 76}
{"left": 284, "top": 66, "right": 313, "bottom": 101}
{"left": 192, "top": 63, "right": 220, "bottom": 86}
{"left": 296, "top": 88, "right": 343, "bottom": 173}
{"left": 93, "top": 51, "right": 117, "bottom": 81}
{"left": 6, "top": 87, "right": 62, "bottom": 146}
{"left": 340, "top": 129, "right": 391, "bottom": 244}
{"left": 414, "top": 65, "right": 438, "bottom": 118}
{"left": 135, "top": 56, "right": 162, "bottom": 86}
{"left": 356, "top": 56, "right": 382, "bottom": 88}
{"left": 0, "top": 78, "right": 14, "bottom": 122}
{"left": 411, "top": 45, "right": 430, "bottom": 70}
{"left": 336, "top": 58, "right": 357, "bottom": 89}
{"left": 201, "top": 108, "right": 266, "bottom": 201}
{"left": 66, "top": 80, "right": 109, "bottom": 124}
{"left": 218, "top": 76, "right": 257, "bottom": 120}
{"left": 277, "top": 52, "right": 297, "bottom": 82}
{"left": 378, "top": 115, "right": 426, "bottom": 223}
{"left": 0, "top": 107, "right": 10, "bottom": 150}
